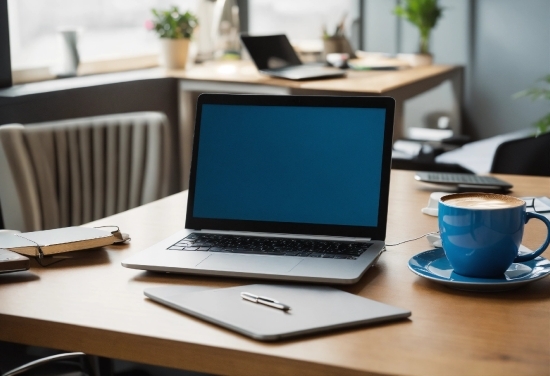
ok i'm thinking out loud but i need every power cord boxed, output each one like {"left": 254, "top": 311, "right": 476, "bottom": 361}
{"left": 386, "top": 231, "right": 439, "bottom": 247}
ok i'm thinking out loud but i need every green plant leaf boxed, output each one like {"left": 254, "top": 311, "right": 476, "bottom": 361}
{"left": 149, "top": 6, "right": 198, "bottom": 39}
{"left": 534, "top": 114, "right": 550, "bottom": 135}
{"left": 393, "top": 0, "right": 444, "bottom": 54}
{"left": 514, "top": 75, "right": 550, "bottom": 136}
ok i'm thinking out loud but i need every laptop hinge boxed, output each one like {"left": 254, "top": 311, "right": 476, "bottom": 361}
{"left": 195, "top": 229, "right": 372, "bottom": 242}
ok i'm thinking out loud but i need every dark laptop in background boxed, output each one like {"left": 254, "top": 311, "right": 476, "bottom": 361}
{"left": 240, "top": 34, "right": 346, "bottom": 80}
{"left": 122, "top": 94, "right": 395, "bottom": 284}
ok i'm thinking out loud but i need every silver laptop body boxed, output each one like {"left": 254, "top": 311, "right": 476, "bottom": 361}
{"left": 144, "top": 284, "right": 411, "bottom": 341}
{"left": 122, "top": 94, "right": 395, "bottom": 285}
{"left": 240, "top": 34, "right": 346, "bottom": 81}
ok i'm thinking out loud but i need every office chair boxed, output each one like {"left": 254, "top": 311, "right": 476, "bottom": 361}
{"left": 490, "top": 131, "right": 550, "bottom": 176}
{"left": 0, "top": 112, "right": 172, "bottom": 232}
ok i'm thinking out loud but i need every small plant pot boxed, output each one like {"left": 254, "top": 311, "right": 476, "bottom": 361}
{"left": 397, "top": 53, "right": 433, "bottom": 67}
{"left": 160, "top": 38, "right": 190, "bottom": 69}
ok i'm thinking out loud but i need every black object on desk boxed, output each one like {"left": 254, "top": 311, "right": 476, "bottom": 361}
{"left": 240, "top": 34, "right": 346, "bottom": 80}
{"left": 415, "top": 171, "right": 513, "bottom": 193}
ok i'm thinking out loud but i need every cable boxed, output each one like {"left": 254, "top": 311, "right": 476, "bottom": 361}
{"left": 386, "top": 231, "right": 439, "bottom": 247}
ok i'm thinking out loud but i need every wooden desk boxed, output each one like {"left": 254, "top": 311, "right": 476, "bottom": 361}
{"left": 170, "top": 62, "right": 464, "bottom": 189}
{"left": 1, "top": 170, "right": 548, "bottom": 376}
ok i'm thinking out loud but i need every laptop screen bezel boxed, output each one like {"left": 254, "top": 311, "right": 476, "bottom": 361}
{"left": 185, "top": 94, "right": 395, "bottom": 240}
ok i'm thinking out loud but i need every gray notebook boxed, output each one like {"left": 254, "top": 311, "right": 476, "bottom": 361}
{"left": 144, "top": 284, "right": 411, "bottom": 341}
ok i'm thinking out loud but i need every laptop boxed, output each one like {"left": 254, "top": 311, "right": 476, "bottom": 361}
{"left": 122, "top": 94, "right": 395, "bottom": 284}
{"left": 240, "top": 34, "right": 346, "bottom": 80}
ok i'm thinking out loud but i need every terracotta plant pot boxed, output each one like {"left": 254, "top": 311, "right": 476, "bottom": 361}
{"left": 160, "top": 38, "right": 190, "bottom": 69}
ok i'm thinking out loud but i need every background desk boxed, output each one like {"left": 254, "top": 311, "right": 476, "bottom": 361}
{"left": 0, "top": 63, "right": 463, "bottom": 191}
{"left": 170, "top": 62, "right": 463, "bottom": 189}
{"left": 1, "top": 170, "right": 548, "bottom": 376}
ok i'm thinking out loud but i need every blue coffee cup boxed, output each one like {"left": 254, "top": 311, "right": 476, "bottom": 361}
{"left": 439, "top": 193, "right": 550, "bottom": 278}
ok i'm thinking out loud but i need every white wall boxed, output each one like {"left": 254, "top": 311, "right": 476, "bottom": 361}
{"left": 468, "top": 0, "right": 550, "bottom": 139}
{"left": 363, "top": 0, "right": 550, "bottom": 140}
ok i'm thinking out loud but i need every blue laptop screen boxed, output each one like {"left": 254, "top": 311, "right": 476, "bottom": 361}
{"left": 192, "top": 104, "right": 386, "bottom": 227}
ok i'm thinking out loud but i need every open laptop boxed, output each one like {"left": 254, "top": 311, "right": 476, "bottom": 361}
{"left": 122, "top": 94, "right": 395, "bottom": 284}
{"left": 240, "top": 34, "right": 346, "bottom": 80}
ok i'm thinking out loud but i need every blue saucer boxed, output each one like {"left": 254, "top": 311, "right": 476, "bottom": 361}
{"left": 408, "top": 248, "right": 550, "bottom": 292}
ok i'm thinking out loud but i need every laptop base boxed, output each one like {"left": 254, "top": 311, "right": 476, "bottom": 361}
{"left": 122, "top": 229, "right": 384, "bottom": 285}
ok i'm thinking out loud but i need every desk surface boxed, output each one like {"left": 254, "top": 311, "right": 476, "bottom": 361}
{"left": 1, "top": 170, "right": 548, "bottom": 376}
{"left": 170, "top": 60, "right": 459, "bottom": 95}
{"left": 0, "top": 62, "right": 459, "bottom": 97}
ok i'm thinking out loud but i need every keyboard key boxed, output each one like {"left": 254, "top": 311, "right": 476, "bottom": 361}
{"left": 262, "top": 251, "right": 286, "bottom": 255}
{"left": 208, "top": 247, "right": 226, "bottom": 252}
{"left": 231, "top": 248, "right": 262, "bottom": 254}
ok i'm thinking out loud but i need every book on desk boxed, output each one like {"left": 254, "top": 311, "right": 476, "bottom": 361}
{"left": 0, "top": 226, "right": 127, "bottom": 257}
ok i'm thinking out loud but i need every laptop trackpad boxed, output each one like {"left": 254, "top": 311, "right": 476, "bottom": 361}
{"left": 196, "top": 254, "right": 301, "bottom": 274}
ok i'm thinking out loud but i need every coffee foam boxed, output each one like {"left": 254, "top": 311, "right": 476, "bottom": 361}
{"left": 441, "top": 193, "right": 524, "bottom": 209}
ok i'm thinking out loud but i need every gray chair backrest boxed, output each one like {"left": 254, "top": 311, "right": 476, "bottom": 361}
{"left": 0, "top": 112, "right": 171, "bottom": 231}
{"left": 490, "top": 132, "right": 550, "bottom": 176}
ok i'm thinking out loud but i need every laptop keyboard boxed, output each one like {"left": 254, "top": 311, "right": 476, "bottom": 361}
{"left": 425, "top": 173, "right": 505, "bottom": 185}
{"left": 167, "top": 233, "right": 372, "bottom": 260}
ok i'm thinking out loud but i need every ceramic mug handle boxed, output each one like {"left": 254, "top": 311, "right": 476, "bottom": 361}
{"left": 515, "top": 212, "right": 550, "bottom": 263}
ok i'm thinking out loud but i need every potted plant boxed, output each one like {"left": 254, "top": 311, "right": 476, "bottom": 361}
{"left": 514, "top": 75, "right": 550, "bottom": 136}
{"left": 394, "top": 0, "right": 444, "bottom": 66}
{"left": 147, "top": 6, "right": 198, "bottom": 69}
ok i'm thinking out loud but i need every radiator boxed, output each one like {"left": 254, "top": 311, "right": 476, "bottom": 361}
{"left": 0, "top": 112, "right": 172, "bottom": 231}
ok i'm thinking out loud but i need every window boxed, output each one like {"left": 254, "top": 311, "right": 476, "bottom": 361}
{"left": 8, "top": 0, "right": 198, "bottom": 79}
{"left": 248, "top": 0, "right": 361, "bottom": 56}
{"left": 7, "top": 0, "right": 362, "bottom": 83}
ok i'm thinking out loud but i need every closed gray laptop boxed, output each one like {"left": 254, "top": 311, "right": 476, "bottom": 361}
{"left": 122, "top": 94, "right": 395, "bottom": 284}
{"left": 144, "top": 284, "right": 411, "bottom": 341}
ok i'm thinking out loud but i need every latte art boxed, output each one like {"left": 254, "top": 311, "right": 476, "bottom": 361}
{"left": 442, "top": 193, "right": 523, "bottom": 209}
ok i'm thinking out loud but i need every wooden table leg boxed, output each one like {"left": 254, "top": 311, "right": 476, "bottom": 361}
{"left": 392, "top": 97, "right": 405, "bottom": 141}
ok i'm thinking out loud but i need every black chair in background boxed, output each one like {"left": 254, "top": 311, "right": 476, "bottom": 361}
{"left": 393, "top": 131, "right": 550, "bottom": 177}
{"left": 490, "top": 132, "right": 550, "bottom": 176}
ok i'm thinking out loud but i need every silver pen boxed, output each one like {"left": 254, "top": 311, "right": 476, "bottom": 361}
{"left": 241, "top": 292, "right": 291, "bottom": 311}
